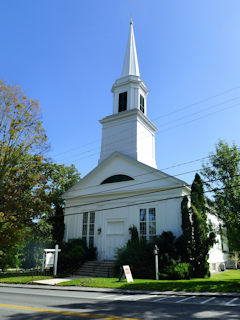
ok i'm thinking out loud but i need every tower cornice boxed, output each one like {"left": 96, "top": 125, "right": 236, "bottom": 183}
{"left": 99, "top": 108, "right": 158, "bottom": 133}
{"left": 111, "top": 75, "right": 149, "bottom": 95}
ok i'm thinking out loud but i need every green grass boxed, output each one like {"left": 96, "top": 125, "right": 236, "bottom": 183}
{"left": 1, "top": 270, "right": 240, "bottom": 292}
{"left": 57, "top": 270, "right": 240, "bottom": 293}
{"left": 0, "top": 272, "right": 52, "bottom": 284}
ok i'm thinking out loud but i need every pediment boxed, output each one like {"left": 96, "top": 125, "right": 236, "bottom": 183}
{"left": 62, "top": 152, "right": 189, "bottom": 199}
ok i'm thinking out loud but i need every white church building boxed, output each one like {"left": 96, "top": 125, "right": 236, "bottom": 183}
{"left": 63, "top": 22, "right": 228, "bottom": 271}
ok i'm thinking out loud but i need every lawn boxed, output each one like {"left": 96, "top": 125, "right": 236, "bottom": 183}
{"left": 57, "top": 270, "right": 240, "bottom": 293}
{"left": 1, "top": 270, "right": 240, "bottom": 292}
{"left": 0, "top": 271, "right": 52, "bottom": 284}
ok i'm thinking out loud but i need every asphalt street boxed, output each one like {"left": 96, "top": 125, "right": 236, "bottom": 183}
{"left": 0, "top": 284, "right": 240, "bottom": 319}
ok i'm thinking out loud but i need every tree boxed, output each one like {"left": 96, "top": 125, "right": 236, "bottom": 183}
{"left": 12, "top": 161, "right": 80, "bottom": 269}
{"left": 0, "top": 79, "right": 50, "bottom": 269}
{"left": 201, "top": 140, "right": 240, "bottom": 252}
{"left": 45, "top": 163, "right": 80, "bottom": 245}
{"left": 178, "top": 174, "right": 215, "bottom": 278}
{"left": 0, "top": 153, "right": 52, "bottom": 270}
{"left": 176, "top": 195, "right": 192, "bottom": 263}
{"left": 0, "top": 79, "right": 49, "bottom": 198}
{"left": 191, "top": 173, "right": 214, "bottom": 278}
{"left": 20, "top": 220, "right": 53, "bottom": 269}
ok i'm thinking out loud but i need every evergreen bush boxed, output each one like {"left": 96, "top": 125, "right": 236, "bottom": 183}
{"left": 58, "top": 238, "right": 97, "bottom": 273}
{"left": 159, "top": 261, "right": 192, "bottom": 280}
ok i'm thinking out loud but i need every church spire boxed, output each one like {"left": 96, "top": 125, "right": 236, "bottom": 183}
{"left": 121, "top": 19, "right": 140, "bottom": 77}
{"left": 99, "top": 20, "right": 158, "bottom": 168}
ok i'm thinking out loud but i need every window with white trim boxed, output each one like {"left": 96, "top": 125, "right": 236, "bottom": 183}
{"left": 82, "top": 211, "right": 95, "bottom": 247}
{"left": 139, "top": 208, "right": 156, "bottom": 241}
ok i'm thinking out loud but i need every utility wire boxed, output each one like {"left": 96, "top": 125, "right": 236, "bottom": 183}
{"left": 51, "top": 87, "right": 240, "bottom": 161}
{"left": 56, "top": 99, "right": 240, "bottom": 164}
{"left": 58, "top": 101, "right": 240, "bottom": 166}
{"left": 2, "top": 173, "right": 240, "bottom": 224}
{"left": 152, "top": 85, "right": 240, "bottom": 121}
{"left": 60, "top": 174, "right": 240, "bottom": 211}
{"left": 2, "top": 180, "right": 240, "bottom": 225}
{"left": 63, "top": 182, "right": 240, "bottom": 216}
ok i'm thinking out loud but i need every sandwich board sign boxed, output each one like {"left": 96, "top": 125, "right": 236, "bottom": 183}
{"left": 119, "top": 265, "right": 133, "bottom": 282}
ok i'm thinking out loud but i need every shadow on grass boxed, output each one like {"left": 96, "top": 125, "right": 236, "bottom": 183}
{"left": 119, "top": 279, "right": 240, "bottom": 292}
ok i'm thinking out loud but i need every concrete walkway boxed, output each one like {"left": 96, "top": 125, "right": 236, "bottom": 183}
{"left": 31, "top": 276, "right": 84, "bottom": 285}
{"left": 32, "top": 278, "right": 75, "bottom": 285}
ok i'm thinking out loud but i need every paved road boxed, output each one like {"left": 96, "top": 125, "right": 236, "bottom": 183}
{"left": 0, "top": 285, "right": 240, "bottom": 319}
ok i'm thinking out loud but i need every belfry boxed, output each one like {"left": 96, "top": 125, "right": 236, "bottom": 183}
{"left": 99, "top": 21, "right": 158, "bottom": 168}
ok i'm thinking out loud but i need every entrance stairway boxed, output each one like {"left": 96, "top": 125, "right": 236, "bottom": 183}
{"left": 74, "top": 260, "right": 115, "bottom": 278}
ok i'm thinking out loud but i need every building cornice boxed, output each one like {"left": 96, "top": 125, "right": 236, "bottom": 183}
{"left": 111, "top": 75, "right": 149, "bottom": 94}
{"left": 99, "top": 108, "right": 158, "bottom": 132}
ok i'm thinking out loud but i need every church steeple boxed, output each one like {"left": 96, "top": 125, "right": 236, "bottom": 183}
{"left": 98, "top": 21, "right": 158, "bottom": 169}
{"left": 111, "top": 21, "right": 149, "bottom": 116}
{"left": 121, "top": 20, "right": 140, "bottom": 77}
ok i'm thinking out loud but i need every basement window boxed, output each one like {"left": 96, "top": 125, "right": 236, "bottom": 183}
{"left": 101, "top": 174, "right": 134, "bottom": 184}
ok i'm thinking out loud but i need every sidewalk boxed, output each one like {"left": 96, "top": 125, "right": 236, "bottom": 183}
{"left": 31, "top": 276, "right": 80, "bottom": 286}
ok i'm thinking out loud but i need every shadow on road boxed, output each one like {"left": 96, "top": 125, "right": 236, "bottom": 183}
{"left": 4, "top": 299, "right": 240, "bottom": 320}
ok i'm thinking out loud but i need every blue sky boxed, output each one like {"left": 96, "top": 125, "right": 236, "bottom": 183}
{"left": 1, "top": 1, "right": 240, "bottom": 184}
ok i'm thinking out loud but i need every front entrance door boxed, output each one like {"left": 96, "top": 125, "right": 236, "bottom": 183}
{"left": 105, "top": 220, "right": 126, "bottom": 260}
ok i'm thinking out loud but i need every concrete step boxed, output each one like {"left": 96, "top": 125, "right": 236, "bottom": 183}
{"left": 74, "top": 260, "right": 116, "bottom": 278}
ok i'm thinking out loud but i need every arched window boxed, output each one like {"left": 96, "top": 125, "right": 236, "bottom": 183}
{"left": 101, "top": 174, "right": 134, "bottom": 184}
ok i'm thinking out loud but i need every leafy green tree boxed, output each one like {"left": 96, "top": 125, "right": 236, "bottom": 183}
{"left": 201, "top": 140, "right": 240, "bottom": 252}
{"left": 0, "top": 79, "right": 50, "bottom": 270}
{"left": 0, "top": 153, "right": 51, "bottom": 270}
{"left": 0, "top": 79, "right": 49, "bottom": 198}
{"left": 20, "top": 220, "right": 53, "bottom": 269}
{"left": 45, "top": 163, "right": 80, "bottom": 245}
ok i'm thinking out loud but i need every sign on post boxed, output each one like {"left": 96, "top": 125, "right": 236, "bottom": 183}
{"left": 41, "top": 244, "right": 61, "bottom": 276}
{"left": 45, "top": 253, "right": 54, "bottom": 267}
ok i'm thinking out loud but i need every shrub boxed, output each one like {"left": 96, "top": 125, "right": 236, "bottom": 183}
{"left": 114, "top": 227, "right": 150, "bottom": 278}
{"left": 159, "top": 261, "right": 192, "bottom": 280}
{"left": 115, "top": 229, "right": 194, "bottom": 280}
{"left": 58, "top": 238, "right": 97, "bottom": 273}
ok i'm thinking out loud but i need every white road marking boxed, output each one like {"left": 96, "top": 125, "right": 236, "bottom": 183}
{"left": 224, "top": 298, "right": 238, "bottom": 305}
{"left": 133, "top": 295, "right": 153, "bottom": 301}
{"left": 113, "top": 295, "right": 133, "bottom": 300}
{"left": 176, "top": 296, "right": 195, "bottom": 303}
{"left": 200, "top": 297, "right": 216, "bottom": 304}
{"left": 97, "top": 294, "right": 116, "bottom": 299}
{"left": 153, "top": 295, "right": 175, "bottom": 302}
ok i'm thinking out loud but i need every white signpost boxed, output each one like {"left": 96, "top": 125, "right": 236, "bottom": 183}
{"left": 41, "top": 244, "right": 61, "bottom": 276}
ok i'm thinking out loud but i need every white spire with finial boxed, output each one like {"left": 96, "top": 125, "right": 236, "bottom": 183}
{"left": 121, "top": 18, "right": 140, "bottom": 77}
